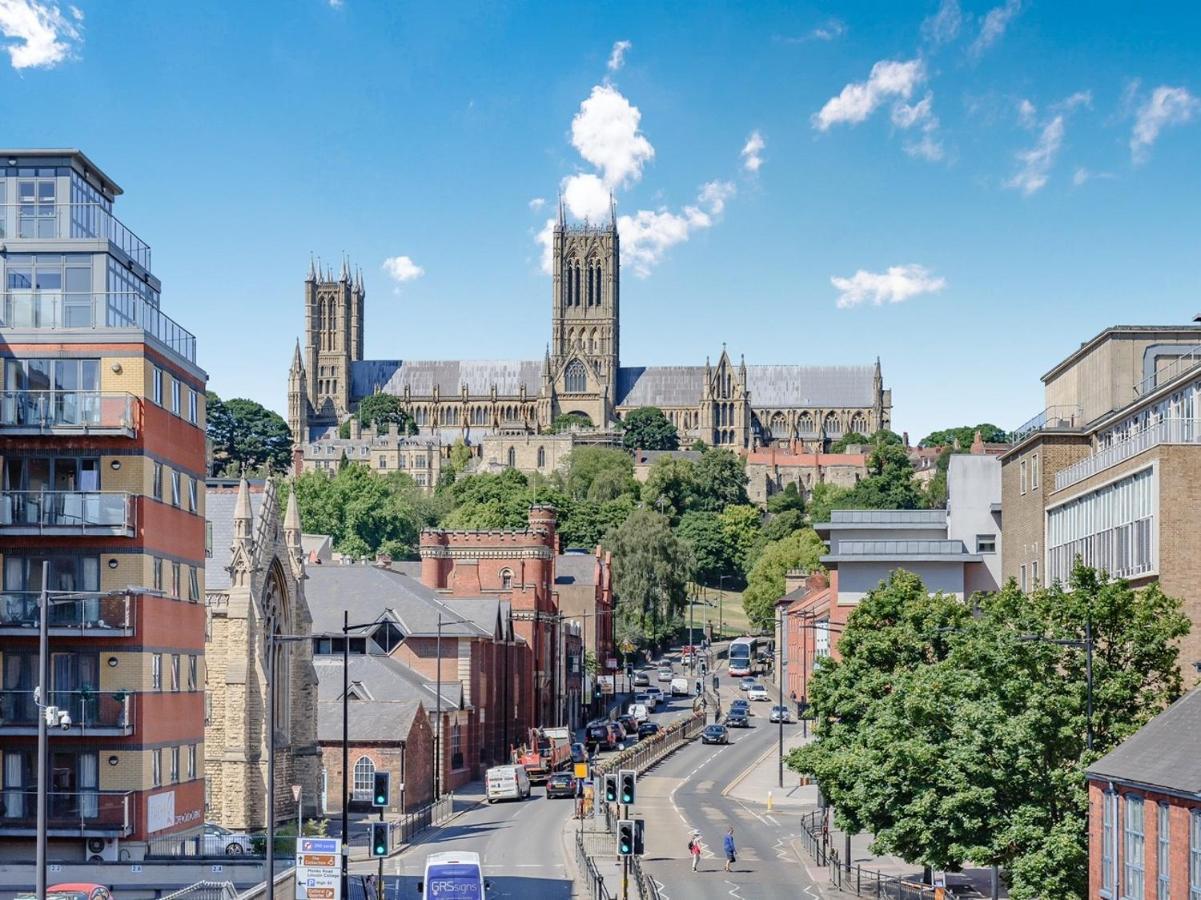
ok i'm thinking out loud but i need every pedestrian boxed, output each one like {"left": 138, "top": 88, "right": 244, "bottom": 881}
{"left": 723, "top": 826, "right": 736, "bottom": 872}
{"left": 689, "top": 831, "right": 702, "bottom": 871}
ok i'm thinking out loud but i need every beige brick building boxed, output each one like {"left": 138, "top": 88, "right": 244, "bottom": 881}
{"left": 1000, "top": 323, "right": 1201, "bottom": 675}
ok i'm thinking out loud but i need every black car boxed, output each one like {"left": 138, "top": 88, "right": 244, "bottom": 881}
{"left": 725, "top": 712, "right": 750, "bottom": 728}
{"left": 701, "top": 724, "right": 729, "bottom": 745}
{"left": 729, "top": 699, "right": 751, "bottom": 716}
{"left": 570, "top": 742, "right": 588, "bottom": 764}
{"left": 586, "top": 723, "right": 617, "bottom": 751}
{"left": 637, "top": 721, "right": 661, "bottom": 740}
{"left": 545, "top": 773, "right": 578, "bottom": 799}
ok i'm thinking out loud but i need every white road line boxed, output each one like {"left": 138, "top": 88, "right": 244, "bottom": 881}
{"left": 766, "top": 815, "right": 780, "bottom": 827}
{"left": 725, "top": 878, "right": 745, "bottom": 898}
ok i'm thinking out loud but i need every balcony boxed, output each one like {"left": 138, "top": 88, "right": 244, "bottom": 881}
{"left": 823, "top": 539, "right": 978, "bottom": 563}
{"left": 1010, "top": 405, "right": 1084, "bottom": 444}
{"left": 0, "top": 290, "right": 197, "bottom": 364}
{"left": 0, "top": 690, "right": 135, "bottom": 735}
{"left": 0, "top": 201, "right": 151, "bottom": 269}
{"left": 1055, "top": 418, "right": 1201, "bottom": 492}
{"left": 0, "top": 390, "right": 137, "bottom": 436}
{"left": 0, "top": 592, "right": 134, "bottom": 636}
{"left": 0, "top": 789, "right": 134, "bottom": 836}
{"left": 0, "top": 491, "right": 135, "bottom": 536}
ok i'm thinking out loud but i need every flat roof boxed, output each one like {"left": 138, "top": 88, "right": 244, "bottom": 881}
{"left": 0, "top": 148, "right": 123, "bottom": 197}
{"left": 1040, "top": 325, "right": 1201, "bottom": 384}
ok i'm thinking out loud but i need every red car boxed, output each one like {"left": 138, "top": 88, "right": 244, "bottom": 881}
{"left": 17, "top": 886, "right": 115, "bottom": 900}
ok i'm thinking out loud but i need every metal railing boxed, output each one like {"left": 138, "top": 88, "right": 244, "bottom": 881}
{"left": 0, "top": 290, "right": 196, "bottom": 363}
{"left": 0, "top": 788, "right": 133, "bottom": 833}
{"left": 161, "top": 882, "right": 239, "bottom": 900}
{"left": 1010, "top": 405, "right": 1083, "bottom": 443}
{"left": 0, "top": 201, "right": 151, "bottom": 268}
{"left": 796, "top": 810, "right": 940, "bottom": 899}
{"left": 0, "top": 490, "right": 135, "bottom": 533}
{"left": 1135, "top": 347, "right": 1201, "bottom": 397}
{"left": 831, "top": 540, "right": 968, "bottom": 556}
{"left": 390, "top": 793, "right": 455, "bottom": 848}
{"left": 1055, "top": 417, "right": 1200, "bottom": 491}
{"left": 828, "top": 509, "right": 946, "bottom": 524}
{"left": 592, "top": 710, "right": 706, "bottom": 778}
{"left": 0, "top": 591, "right": 133, "bottom": 632}
{"left": 0, "top": 390, "right": 137, "bottom": 434}
{"left": 576, "top": 830, "right": 615, "bottom": 900}
{"left": 0, "top": 689, "right": 134, "bottom": 732}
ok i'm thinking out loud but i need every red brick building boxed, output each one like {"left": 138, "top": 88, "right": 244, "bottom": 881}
{"left": 778, "top": 571, "right": 840, "bottom": 705}
{"left": 1085, "top": 688, "right": 1201, "bottom": 899}
{"left": 0, "top": 150, "right": 208, "bottom": 862}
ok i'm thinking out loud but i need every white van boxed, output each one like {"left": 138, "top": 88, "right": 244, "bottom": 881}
{"left": 670, "top": 676, "right": 690, "bottom": 697}
{"left": 627, "top": 702, "right": 649, "bottom": 723}
{"left": 485, "top": 764, "right": 530, "bottom": 803}
{"left": 418, "top": 850, "right": 489, "bottom": 897}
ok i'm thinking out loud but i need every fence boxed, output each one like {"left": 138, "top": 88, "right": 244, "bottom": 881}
{"left": 390, "top": 793, "right": 455, "bottom": 848}
{"left": 592, "top": 710, "right": 706, "bottom": 777}
{"left": 576, "top": 830, "right": 614, "bottom": 900}
{"left": 160, "top": 882, "right": 239, "bottom": 900}
{"left": 795, "top": 810, "right": 941, "bottom": 900}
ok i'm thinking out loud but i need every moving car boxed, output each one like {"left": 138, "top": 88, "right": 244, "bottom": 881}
{"left": 633, "top": 671, "right": 651, "bottom": 687}
{"left": 700, "top": 724, "right": 729, "bottom": 745}
{"left": 617, "top": 713, "right": 640, "bottom": 734}
{"left": 419, "top": 851, "right": 489, "bottom": 898}
{"left": 729, "top": 699, "right": 751, "bottom": 717}
{"left": 586, "top": 721, "right": 621, "bottom": 751}
{"left": 203, "top": 822, "right": 253, "bottom": 855}
{"left": 626, "top": 704, "right": 648, "bottom": 724}
{"left": 739, "top": 677, "right": 757, "bottom": 692}
{"left": 545, "top": 772, "right": 578, "bottom": 799}
{"left": 637, "top": 721, "right": 661, "bottom": 740}
{"left": 485, "top": 764, "right": 531, "bottom": 803}
{"left": 747, "top": 684, "right": 770, "bottom": 702}
{"left": 769, "top": 705, "right": 793, "bottom": 723}
{"left": 644, "top": 686, "right": 665, "bottom": 705}
{"left": 634, "top": 691, "right": 657, "bottom": 711}
{"left": 670, "top": 676, "right": 690, "bottom": 697}
{"left": 571, "top": 742, "right": 588, "bottom": 765}
{"left": 725, "top": 711, "right": 750, "bottom": 728}
{"left": 656, "top": 667, "right": 673, "bottom": 683}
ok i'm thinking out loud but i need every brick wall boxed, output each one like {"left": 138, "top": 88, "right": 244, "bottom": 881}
{"left": 319, "top": 708, "right": 435, "bottom": 814}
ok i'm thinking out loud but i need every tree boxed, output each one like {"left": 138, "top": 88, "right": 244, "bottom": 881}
{"left": 766, "top": 482, "right": 805, "bottom": 515}
{"left": 207, "top": 392, "right": 292, "bottom": 476}
{"left": 806, "top": 482, "right": 850, "bottom": 525}
{"left": 564, "top": 447, "right": 637, "bottom": 502}
{"left": 677, "top": 511, "right": 737, "bottom": 586}
{"left": 762, "top": 508, "right": 806, "bottom": 543}
{"left": 356, "top": 391, "right": 417, "bottom": 435}
{"left": 828, "top": 432, "right": 868, "bottom": 452}
{"left": 691, "top": 448, "right": 749, "bottom": 511}
{"left": 447, "top": 439, "right": 473, "bottom": 476}
{"left": 639, "top": 457, "right": 698, "bottom": 521}
{"left": 620, "top": 407, "right": 679, "bottom": 451}
{"left": 603, "top": 508, "right": 692, "bottom": 646}
{"left": 551, "top": 411, "right": 593, "bottom": 432}
{"left": 741, "top": 529, "right": 825, "bottom": 630}
{"left": 839, "top": 442, "right": 925, "bottom": 510}
{"left": 718, "top": 504, "right": 762, "bottom": 573}
{"left": 558, "top": 495, "right": 635, "bottom": 550}
{"left": 920, "top": 424, "right": 1008, "bottom": 448}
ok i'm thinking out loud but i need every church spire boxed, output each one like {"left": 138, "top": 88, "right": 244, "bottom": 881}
{"left": 307, "top": 254, "right": 317, "bottom": 282}
{"left": 609, "top": 192, "right": 617, "bottom": 230}
{"left": 234, "top": 474, "right": 254, "bottom": 544}
{"left": 557, "top": 193, "right": 566, "bottom": 229}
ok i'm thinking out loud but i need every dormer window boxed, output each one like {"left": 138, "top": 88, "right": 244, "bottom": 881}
{"left": 371, "top": 621, "right": 404, "bottom": 653}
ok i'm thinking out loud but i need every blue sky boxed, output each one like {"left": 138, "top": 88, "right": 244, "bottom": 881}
{"left": 2, "top": 0, "right": 1200, "bottom": 441}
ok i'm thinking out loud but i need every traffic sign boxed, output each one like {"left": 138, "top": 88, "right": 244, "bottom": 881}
{"left": 296, "top": 837, "right": 342, "bottom": 900}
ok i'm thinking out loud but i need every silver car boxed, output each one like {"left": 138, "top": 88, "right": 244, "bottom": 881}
{"left": 203, "top": 822, "right": 254, "bottom": 855}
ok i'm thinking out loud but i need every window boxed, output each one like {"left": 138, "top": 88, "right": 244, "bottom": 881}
{"left": 507, "top": 447, "right": 516, "bottom": 468}
{"left": 1104, "top": 791, "right": 1117, "bottom": 896}
{"left": 1020, "top": 565, "right": 1027, "bottom": 592}
{"left": 187, "top": 744, "right": 197, "bottom": 780}
{"left": 565, "top": 360, "right": 587, "bottom": 393}
{"left": 500, "top": 569, "right": 513, "bottom": 590}
{"left": 172, "top": 562, "right": 181, "bottom": 600}
{"left": 171, "top": 378, "right": 181, "bottom": 415}
{"left": 152, "top": 653, "right": 162, "bottom": 691}
{"left": 1031, "top": 453, "right": 1040, "bottom": 489}
{"left": 352, "top": 756, "right": 375, "bottom": 802}
{"left": 1159, "top": 803, "right": 1170, "bottom": 900}
{"left": 1191, "top": 809, "right": 1201, "bottom": 900}
{"left": 1020, "top": 460, "right": 1027, "bottom": 494}
{"left": 188, "top": 477, "right": 198, "bottom": 513}
{"left": 450, "top": 722, "right": 463, "bottom": 768}
{"left": 16, "top": 176, "right": 57, "bottom": 238}
{"left": 171, "top": 654, "right": 181, "bottom": 692}
{"left": 188, "top": 389, "right": 198, "bottom": 425}
{"left": 1125, "top": 795, "right": 1145, "bottom": 900}
{"left": 205, "top": 522, "right": 213, "bottom": 558}
{"left": 171, "top": 470, "right": 181, "bottom": 507}
{"left": 152, "top": 462, "right": 163, "bottom": 500}
{"left": 153, "top": 557, "right": 163, "bottom": 592}
{"left": 976, "top": 534, "right": 996, "bottom": 553}
{"left": 152, "top": 368, "right": 163, "bottom": 406}
{"left": 152, "top": 749, "right": 162, "bottom": 787}
{"left": 537, "top": 446, "right": 546, "bottom": 468}
{"left": 1047, "top": 467, "right": 1156, "bottom": 584}
{"left": 187, "top": 655, "right": 198, "bottom": 691}
{"left": 170, "top": 746, "right": 180, "bottom": 784}
{"left": 188, "top": 566, "right": 200, "bottom": 602}
{"left": 1031, "top": 560, "right": 1039, "bottom": 587}
{"left": 814, "top": 620, "right": 831, "bottom": 658}
{"left": 371, "top": 622, "right": 404, "bottom": 654}
{"left": 378, "top": 456, "right": 387, "bottom": 469}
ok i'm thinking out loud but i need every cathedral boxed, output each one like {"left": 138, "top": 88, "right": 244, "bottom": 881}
{"left": 288, "top": 206, "right": 891, "bottom": 451}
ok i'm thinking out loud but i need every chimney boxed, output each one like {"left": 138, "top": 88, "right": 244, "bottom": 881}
{"left": 784, "top": 568, "right": 809, "bottom": 595}
{"left": 971, "top": 429, "right": 985, "bottom": 455}
{"left": 350, "top": 418, "right": 361, "bottom": 440}
{"left": 902, "top": 431, "right": 910, "bottom": 448}
{"left": 375, "top": 553, "right": 393, "bottom": 568}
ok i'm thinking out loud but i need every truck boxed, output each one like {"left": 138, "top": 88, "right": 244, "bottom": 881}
{"left": 514, "top": 726, "right": 573, "bottom": 783}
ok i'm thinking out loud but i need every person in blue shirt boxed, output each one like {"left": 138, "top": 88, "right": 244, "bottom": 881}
{"left": 722, "top": 826, "right": 736, "bottom": 872}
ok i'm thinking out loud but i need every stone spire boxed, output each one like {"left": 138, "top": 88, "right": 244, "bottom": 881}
{"left": 234, "top": 474, "right": 254, "bottom": 543}
{"left": 609, "top": 192, "right": 617, "bottom": 229}
{"left": 340, "top": 255, "right": 350, "bottom": 282}
{"left": 557, "top": 194, "right": 566, "bottom": 229}
{"left": 307, "top": 255, "right": 317, "bottom": 282}
{"left": 284, "top": 486, "right": 302, "bottom": 540}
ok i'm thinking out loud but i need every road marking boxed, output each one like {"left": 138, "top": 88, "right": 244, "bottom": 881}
{"left": 725, "top": 879, "right": 744, "bottom": 898}
{"left": 766, "top": 815, "right": 780, "bottom": 827}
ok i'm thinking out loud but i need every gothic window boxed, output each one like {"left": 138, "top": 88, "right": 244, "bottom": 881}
{"left": 822, "top": 412, "right": 840, "bottom": 435}
{"left": 797, "top": 412, "right": 814, "bottom": 435}
{"left": 500, "top": 568, "right": 513, "bottom": 589}
{"left": 573, "top": 261, "right": 581, "bottom": 306}
{"left": 352, "top": 756, "right": 375, "bottom": 801}
{"left": 850, "top": 413, "right": 867, "bottom": 434}
{"left": 507, "top": 447, "right": 516, "bottom": 468}
{"left": 769, "top": 412, "right": 788, "bottom": 440}
{"left": 589, "top": 329, "right": 597, "bottom": 353}
{"left": 565, "top": 360, "right": 587, "bottom": 393}
{"left": 537, "top": 446, "right": 546, "bottom": 468}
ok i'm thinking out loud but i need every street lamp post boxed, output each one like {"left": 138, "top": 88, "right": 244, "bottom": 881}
{"left": 1020, "top": 618, "right": 1095, "bottom": 751}
{"left": 332, "top": 614, "right": 377, "bottom": 900}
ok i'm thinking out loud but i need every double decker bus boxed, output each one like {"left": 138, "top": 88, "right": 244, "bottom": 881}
{"left": 728, "top": 636, "right": 758, "bottom": 677}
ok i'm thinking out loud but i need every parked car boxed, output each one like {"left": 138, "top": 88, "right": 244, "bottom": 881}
{"left": 657, "top": 667, "right": 673, "bottom": 683}
{"left": 587, "top": 722, "right": 619, "bottom": 751}
{"left": 701, "top": 724, "right": 729, "bottom": 745}
{"left": 545, "top": 772, "right": 578, "bottom": 799}
{"left": 747, "top": 684, "right": 770, "bottom": 702}
{"left": 725, "top": 711, "right": 750, "bottom": 728}
{"left": 17, "top": 886, "right": 114, "bottom": 900}
{"left": 633, "top": 672, "right": 651, "bottom": 687}
{"left": 637, "top": 721, "right": 661, "bottom": 740}
{"left": 571, "top": 742, "right": 588, "bottom": 764}
{"left": 740, "top": 677, "right": 757, "bottom": 692}
{"left": 769, "top": 706, "right": 792, "bottom": 723}
{"left": 203, "top": 822, "right": 254, "bottom": 856}
{"left": 644, "top": 686, "right": 665, "bottom": 705}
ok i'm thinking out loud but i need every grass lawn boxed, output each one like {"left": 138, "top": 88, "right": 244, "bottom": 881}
{"left": 683, "top": 587, "right": 754, "bottom": 641}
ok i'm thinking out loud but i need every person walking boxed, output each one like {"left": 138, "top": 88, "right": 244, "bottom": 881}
{"left": 689, "top": 831, "right": 702, "bottom": 871}
{"left": 723, "top": 826, "right": 736, "bottom": 872}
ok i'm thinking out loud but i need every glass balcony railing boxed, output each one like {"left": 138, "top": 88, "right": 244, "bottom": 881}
{"left": 0, "top": 689, "right": 135, "bottom": 733}
{"left": 832, "top": 539, "right": 970, "bottom": 556}
{"left": 0, "top": 789, "right": 133, "bottom": 834}
{"left": 1055, "top": 418, "right": 1201, "bottom": 491}
{"left": 0, "top": 591, "right": 134, "bottom": 633}
{"left": 0, "top": 490, "right": 135, "bottom": 535}
{"left": 0, "top": 201, "right": 151, "bottom": 269}
{"left": 0, "top": 390, "right": 137, "bottom": 435}
{"left": 1010, "top": 405, "right": 1084, "bottom": 444}
{"left": 0, "top": 290, "right": 197, "bottom": 363}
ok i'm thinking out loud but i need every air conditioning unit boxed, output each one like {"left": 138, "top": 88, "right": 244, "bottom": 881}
{"left": 85, "top": 836, "right": 119, "bottom": 862}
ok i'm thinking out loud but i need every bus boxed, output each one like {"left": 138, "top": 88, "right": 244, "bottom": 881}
{"left": 419, "top": 851, "right": 488, "bottom": 897}
{"left": 728, "top": 636, "right": 758, "bottom": 676}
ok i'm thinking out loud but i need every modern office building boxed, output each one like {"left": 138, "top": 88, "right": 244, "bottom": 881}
{"left": 1001, "top": 323, "right": 1201, "bottom": 677}
{"left": 0, "top": 150, "right": 207, "bottom": 862}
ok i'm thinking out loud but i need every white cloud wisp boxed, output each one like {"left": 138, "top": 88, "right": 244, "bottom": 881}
{"left": 570, "top": 83, "right": 655, "bottom": 188}
{"left": 1130, "top": 85, "right": 1199, "bottom": 163}
{"left": 607, "top": 39, "right": 631, "bottom": 72}
{"left": 0, "top": 0, "right": 82, "bottom": 70}
{"left": 970, "top": 0, "right": 1021, "bottom": 58}
{"left": 832, "top": 264, "right": 946, "bottom": 309}
{"left": 740, "top": 131, "right": 765, "bottom": 172}
{"left": 813, "top": 58, "right": 925, "bottom": 131}
{"left": 381, "top": 256, "right": 425, "bottom": 286}
{"left": 618, "top": 180, "right": 735, "bottom": 278}
{"left": 1005, "top": 115, "right": 1064, "bottom": 195}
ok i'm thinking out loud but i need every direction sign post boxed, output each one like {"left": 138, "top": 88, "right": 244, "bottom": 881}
{"left": 295, "top": 837, "right": 342, "bottom": 900}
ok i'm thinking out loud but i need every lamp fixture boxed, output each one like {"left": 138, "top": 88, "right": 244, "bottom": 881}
{"left": 110, "top": 460, "right": 121, "bottom": 470}
{"left": 107, "top": 558, "right": 119, "bottom": 569}
{"left": 107, "top": 755, "right": 119, "bottom": 767}
{"left": 107, "top": 657, "right": 118, "bottom": 668}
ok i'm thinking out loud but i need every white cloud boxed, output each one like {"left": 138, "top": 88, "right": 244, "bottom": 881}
{"left": 381, "top": 256, "right": 425, "bottom": 285}
{"left": 891, "top": 92, "right": 943, "bottom": 161}
{"left": 570, "top": 83, "right": 655, "bottom": 188}
{"left": 969, "top": 0, "right": 1021, "bottom": 58}
{"left": 891, "top": 93, "right": 934, "bottom": 129}
{"left": 0, "top": 0, "right": 82, "bottom": 69}
{"left": 607, "top": 39, "right": 631, "bottom": 72}
{"left": 536, "top": 218, "right": 556, "bottom": 275}
{"left": 904, "top": 134, "right": 945, "bottom": 161}
{"left": 1017, "top": 98, "right": 1037, "bottom": 127}
{"left": 618, "top": 181, "right": 734, "bottom": 277}
{"left": 528, "top": 197, "right": 546, "bottom": 211}
{"left": 813, "top": 58, "right": 925, "bottom": 131}
{"left": 1130, "top": 85, "right": 1199, "bottom": 163}
{"left": 740, "top": 130, "right": 765, "bottom": 172}
{"left": 921, "top": 0, "right": 962, "bottom": 45}
{"left": 811, "top": 19, "right": 845, "bottom": 41}
{"left": 1005, "top": 115, "right": 1064, "bottom": 195}
{"left": 327, "top": 0, "right": 344, "bottom": 7}
{"left": 561, "top": 172, "right": 611, "bottom": 221}
{"left": 1053, "top": 90, "right": 1093, "bottom": 113}
{"left": 831, "top": 264, "right": 946, "bottom": 309}
{"left": 1072, "top": 167, "right": 1114, "bottom": 187}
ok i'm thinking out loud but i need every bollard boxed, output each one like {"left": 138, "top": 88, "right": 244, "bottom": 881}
{"left": 767, "top": 791, "right": 774, "bottom": 812}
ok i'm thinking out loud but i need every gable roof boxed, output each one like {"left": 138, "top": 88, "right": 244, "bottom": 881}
{"left": 352, "top": 359, "right": 544, "bottom": 398}
{"left": 555, "top": 552, "right": 599, "bottom": 587}
{"left": 743, "top": 365, "right": 876, "bottom": 408}
{"left": 1086, "top": 688, "right": 1201, "bottom": 794}
{"left": 205, "top": 486, "right": 266, "bottom": 591}
{"left": 616, "top": 366, "right": 705, "bottom": 407}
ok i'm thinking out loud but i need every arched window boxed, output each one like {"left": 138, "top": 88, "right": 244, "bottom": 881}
{"left": 572, "top": 262, "right": 581, "bottom": 306}
{"left": 850, "top": 413, "right": 867, "bottom": 434}
{"left": 565, "top": 360, "right": 587, "bottom": 393}
{"left": 823, "top": 412, "right": 840, "bottom": 435}
{"left": 500, "top": 568, "right": 513, "bottom": 590}
{"left": 797, "top": 412, "right": 814, "bottom": 435}
{"left": 537, "top": 446, "right": 546, "bottom": 468}
{"left": 507, "top": 447, "right": 516, "bottom": 468}
{"left": 769, "top": 412, "right": 788, "bottom": 440}
{"left": 352, "top": 756, "right": 375, "bottom": 801}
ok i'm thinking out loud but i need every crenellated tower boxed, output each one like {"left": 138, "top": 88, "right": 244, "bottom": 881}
{"left": 303, "top": 257, "right": 364, "bottom": 427}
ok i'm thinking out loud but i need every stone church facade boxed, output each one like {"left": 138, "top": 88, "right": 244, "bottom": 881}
{"left": 288, "top": 209, "right": 891, "bottom": 450}
{"left": 203, "top": 477, "right": 321, "bottom": 830}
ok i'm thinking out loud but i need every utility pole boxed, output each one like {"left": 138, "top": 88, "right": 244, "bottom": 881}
{"left": 341, "top": 610, "right": 350, "bottom": 900}
{"left": 777, "top": 605, "right": 785, "bottom": 788}
{"left": 35, "top": 561, "right": 48, "bottom": 900}
{"left": 266, "top": 627, "right": 276, "bottom": 898}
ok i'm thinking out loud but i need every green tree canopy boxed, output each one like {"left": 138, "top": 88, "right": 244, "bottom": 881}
{"left": 356, "top": 391, "right": 417, "bottom": 435}
{"left": 552, "top": 411, "right": 593, "bottom": 432}
{"left": 766, "top": 482, "right": 805, "bottom": 514}
{"left": 564, "top": 447, "right": 638, "bottom": 502}
{"left": 639, "top": 457, "right": 699, "bottom": 522}
{"left": 762, "top": 508, "right": 806, "bottom": 543}
{"left": 718, "top": 504, "right": 762, "bottom": 573}
{"left": 620, "top": 406, "right": 679, "bottom": 451}
{"left": 828, "top": 432, "right": 869, "bottom": 452}
{"left": 207, "top": 392, "right": 293, "bottom": 476}
{"left": 806, "top": 482, "right": 850, "bottom": 525}
{"left": 839, "top": 442, "right": 925, "bottom": 510}
{"left": 741, "top": 529, "right": 825, "bottom": 629}
{"left": 603, "top": 508, "right": 692, "bottom": 646}
{"left": 919, "top": 424, "right": 1008, "bottom": 448}
{"left": 677, "top": 511, "right": 738, "bottom": 585}
{"left": 558, "top": 495, "right": 636, "bottom": 550}
{"left": 691, "top": 448, "right": 750, "bottom": 511}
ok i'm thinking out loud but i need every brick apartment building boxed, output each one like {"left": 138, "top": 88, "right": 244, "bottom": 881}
{"left": 1001, "top": 323, "right": 1201, "bottom": 676}
{"left": 0, "top": 150, "right": 207, "bottom": 862}
{"left": 554, "top": 546, "right": 613, "bottom": 724}
{"left": 1085, "top": 688, "right": 1201, "bottom": 898}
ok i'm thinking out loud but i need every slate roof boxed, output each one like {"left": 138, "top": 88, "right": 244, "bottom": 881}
{"left": 313, "top": 653, "right": 459, "bottom": 743}
{"left": 555, "top": 552, "right": 599, "bottom": 586}
{"left": 352, "top": 360, "right": 544, "bottom": 398}
{"left": 616, "top": 367, "right": 705, "bottom": 407}
{"left": 743, "top": 365, "right": 876, "bottom": 408}
{"left": 1086, "top": 688, "right": 1201, "bottom": 793}
{"left": 205, "top": 487, "right": 266, "bottom": 591}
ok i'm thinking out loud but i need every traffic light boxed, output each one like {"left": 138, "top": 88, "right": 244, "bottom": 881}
{"left": 604, "top": 773, "right": 618, "bottom": 803}
{"left": 372, "top": 771, "right": 390, "bottom": 808}
{"left": 617, "top": 819, "right": 634, "bottom": 856}
{"left": 632, "top": 819, "right": 645, "bottom": 856}
{"left": 369, "top": 821, "right": 389, "bottom": 857}
{"left": 619, "top": 769, "right": 636, "bottom": 805}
